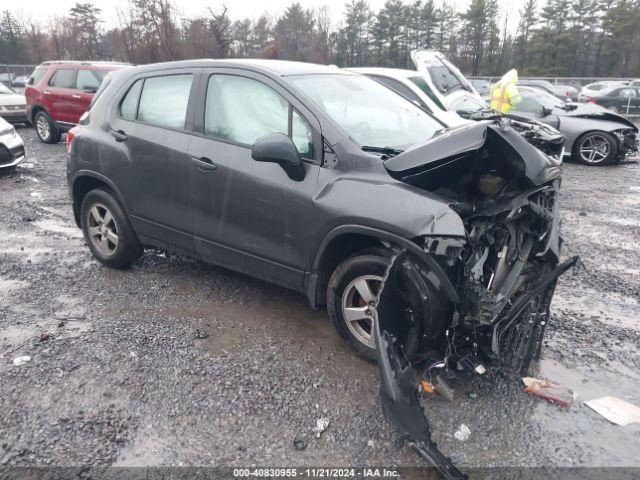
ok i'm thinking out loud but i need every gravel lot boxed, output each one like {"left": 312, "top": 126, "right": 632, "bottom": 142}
{"left": 1, "top": 126, "right": 639, "bottom": 472}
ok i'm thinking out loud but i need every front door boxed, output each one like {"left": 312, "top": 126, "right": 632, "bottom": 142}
{"left": 187, "top": 69, "right": 322, "bottom": 290}
{"left": 107, "top": 71, "right": 197, "bottom": 250}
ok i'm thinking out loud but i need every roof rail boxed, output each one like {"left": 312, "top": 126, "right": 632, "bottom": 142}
{"left": 40, "top": 60, "right": 132, "bottom": 67}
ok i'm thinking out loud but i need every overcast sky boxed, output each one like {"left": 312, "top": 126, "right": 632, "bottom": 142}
{"left": 12, "top": 0, "right": 525, "bottom": 29}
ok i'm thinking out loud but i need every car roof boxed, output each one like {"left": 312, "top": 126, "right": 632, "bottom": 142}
{"left": 121, "top": 59, "right": 351, "bottom": 77}
{"left": 345, "top": 67, "right": 420, "bottom": 79}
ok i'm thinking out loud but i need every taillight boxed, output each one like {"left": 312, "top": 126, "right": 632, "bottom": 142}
{"left": 67, "top": 126, "right": 80, "bottom": 153}
{"left": 588, "top": 98, "right": 596, "bottom": 103}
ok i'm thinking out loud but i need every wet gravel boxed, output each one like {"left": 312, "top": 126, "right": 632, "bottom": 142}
{"left": 1, "top": 126, "right": 639, "bottom": 470}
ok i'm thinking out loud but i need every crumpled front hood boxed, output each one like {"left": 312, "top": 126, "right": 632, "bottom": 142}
{"left": 384, "top": 120, "right": 562, "bottom": 187}
{"left": 557, "top": 103, "right": 638, "bottom": 132}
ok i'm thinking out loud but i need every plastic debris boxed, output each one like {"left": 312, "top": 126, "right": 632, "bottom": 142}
{"left": 12, "top": 355, "right": 31, "bottom": 366}
{"left": 585, "top": 396, "right": 640, "bottom": 426}
{"left": 522, "top": 377, "right": 576, "bottom": 408}
{"left": 434, "top": 374, "right": 454, "bottom": 401}
{"left": 469, "top": 392, "right": 478, "bottom": 399}
{"left": 420, "top": 380, "right": 435, "bottom": 394}
{"left": 313, "top": 417, "right": 330, "bottom": 438}
{"left": 454, "top": 424, "right": 471, "bottom": 441}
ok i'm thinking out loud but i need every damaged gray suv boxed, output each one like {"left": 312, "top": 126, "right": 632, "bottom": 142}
{"left": 68, "top": 60, "right": 576, "bottom": 476}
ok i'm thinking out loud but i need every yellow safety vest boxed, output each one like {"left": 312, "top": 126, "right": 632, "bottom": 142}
{"left": 491, "top": 81, "right": 519, "bottom": 113}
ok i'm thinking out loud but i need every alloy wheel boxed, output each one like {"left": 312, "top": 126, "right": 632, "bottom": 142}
{"left": 579, "top": 134, "right": 610, "bottom": 164}
{"left": 86, "top": 203, "right": 119, "bottom": 257}
{"left": 36, "top": 115, "right": 50, "bottom": 141}
{"left": 341, "top": 274, "right": 383, "bottom": 349}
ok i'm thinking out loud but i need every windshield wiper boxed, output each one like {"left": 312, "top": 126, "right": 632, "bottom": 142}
{"left": 361, "top": 145, "right": 404, "bottom": 158}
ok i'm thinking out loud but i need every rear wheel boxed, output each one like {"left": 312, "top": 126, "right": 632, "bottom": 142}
{"left": 573, "top": 131, "right": 617, "bottom": 166}
{"left": 34, "top": 111, "right": 61, "bottom": 144}
{"left": 327, "top": 249, "right": 389, "bottom": 362}
{"left": 80, "top": 188, "right": 143, "bottom": 269}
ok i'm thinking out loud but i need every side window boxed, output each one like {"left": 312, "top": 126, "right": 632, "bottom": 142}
{"left": 618, "top": 88, "right": 636, "bottom": 98}
{"left": 30, "top": 68, "right": 47, "bottom": 85}
{"left": 120, "top": 79, "right": 143, "bottom": 121}
{"left": 205, "top": 74, "right": 313, "bottom": 158}
{"left": 372, "top": 75, "right": 429, "bottom": 111}
{"left": 76, "top": 70, "right": 101, "bottom": 91}
{"left": 137, "top": 74, "right": 193, "bottom": 129}
{"left": 49, "top": 69, "right": 77, "bottom": 89}
{"left": 516, "top": 96, "right": 544, "bottom": 114}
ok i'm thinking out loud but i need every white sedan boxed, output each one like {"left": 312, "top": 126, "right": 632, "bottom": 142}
{"left": 0, "top": 116, "right": 25, "bottom": 171}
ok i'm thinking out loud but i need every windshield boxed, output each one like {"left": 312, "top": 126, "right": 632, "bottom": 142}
{"left": 520, "top": 87, "right": 565, "bottom": 109}
{"left": 452, "top": 96, "right": 487, "bottom": 113}
{"left": 289, "top": 74, "right": 444, "bottom": 150}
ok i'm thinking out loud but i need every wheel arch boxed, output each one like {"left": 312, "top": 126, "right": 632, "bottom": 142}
{"left": 306, "top": 224, "right": 460, "bottom": 310}
{"left": 30, "top": 104, "right": 48, "bottom": 123}
{"left": 71, "top": 172, "right": 129, "bottom": 227}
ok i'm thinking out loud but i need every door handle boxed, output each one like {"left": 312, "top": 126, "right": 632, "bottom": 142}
{"left": 72, "top": 94, "right": 82, "bottom": 99}
{"left": 191, "top": 156, "right": 217, "bottom": 171}
{"left": 43, "top": 90, "right": 51, "bottom": 95}
{"left": 110, "top": 130, "right": 128, "bottom": 142}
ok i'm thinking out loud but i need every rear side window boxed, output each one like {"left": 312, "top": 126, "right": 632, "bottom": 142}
{"left": 204, "top": 74, "right": 313, "bottom": 158}
{"left": 76, "top": 70, "right": 101, "bottom": 91}
{"left": 408, "top": 76, "right": 446, "bottom": 110}
{"left": 30, "top": 68, "right": 47, "bottom": 85}
{"left": 120, "top": 79, "right": 143, "bottom": 120}
{"left": 137, "top": 74, "right": 193, "bottom": 130}
{"left": 370, "top": 75, "right": 430, "bottom": 112}
{"left": 49, "top": 69, "right": 77, "bottom": 88}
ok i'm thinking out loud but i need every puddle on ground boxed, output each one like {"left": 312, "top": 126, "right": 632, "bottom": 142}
{"left": 552, "top": 288, "right": 640, "bottom": 331}
{"left": 33, "top": 218, "right": 83, "bottom": 238}
{"left": 0, "top": 320, "right": 93, "bottom": 349}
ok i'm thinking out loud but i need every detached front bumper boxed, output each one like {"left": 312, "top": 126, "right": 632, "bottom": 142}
{"left": 615, "top": 129, "right": 638, "bottom": 159}
{"left": 0, "top": 127, "right": 26, "bottom": 169}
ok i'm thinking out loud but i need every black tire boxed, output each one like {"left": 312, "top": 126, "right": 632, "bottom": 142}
{"left": 572, "top": 131, "right": 617, "bottom": 166}
{"left": 327, "top": 248, "right": 390, "bottom": 362}
{"left": 34, "top": 111, "right": 61, "bottom": 144}
{"left": 0, "top": 166, "right": 15, "bottom": 177}
{"left": 80, "top": 188, "right": 143, "bottom": 269}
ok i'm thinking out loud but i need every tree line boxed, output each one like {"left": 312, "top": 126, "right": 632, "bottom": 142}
{"left": 1, "top": 0, "right": 639, "bottom": 77}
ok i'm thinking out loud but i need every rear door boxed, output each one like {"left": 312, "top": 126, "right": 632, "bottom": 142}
{"left": 107, "top": 69, "right": 198, "bottom": 250}
{"left": 46, "top": 68, "right": 79, "bottom": 124}
{"left": 187, "top": 68, "right": 322, "bottom": 289}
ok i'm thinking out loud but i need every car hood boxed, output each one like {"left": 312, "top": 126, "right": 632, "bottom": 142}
{"left": 555, "top": 103, "right": 638, "bottom": 131}
{"left": 410, "top": 49, "right": 484, "bottom": 110}
{"left": 384, "top": 120, "right": 562, "bottom": 187}
{"left": 0, "top": 93, "right": 26, "bottom": 106}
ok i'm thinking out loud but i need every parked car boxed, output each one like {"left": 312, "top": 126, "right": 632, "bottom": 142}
{"left": 0, "top": 83, "right": 28, "bottom": 125}
{"left": 510, "top": 86, "right": 638, "bottom": 165}
{"left": 344, "top": 67, "right": 469, "bottom": 126}
{"left": 68, "top": 59, "right": 573, "bottom": 476}
{"left": 409, "top": 49, "right": 485, "bottom": 110}
{"left": 0, "top": 116, "right": 26, "bottom": 173}
{"left": 578, "top": 81, "right": 627, "bottom": 102}
{"left": 11, "top": 75, "right": 28, "bottom": 89}
{"left": 469, "top": 78, "right": 491, "bottom": 96}
{"left": 582, "top": 85, "right": 640, "bottom": 116}
{"left": 630, "top": 79, "right": 640, "bottom": 87}
{"left": 25, "top": 61, "right": 130, "bottom": 144}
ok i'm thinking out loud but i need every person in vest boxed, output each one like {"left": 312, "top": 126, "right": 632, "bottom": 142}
{"left": 491, "top": 69, "right": 522, "bottom": 113}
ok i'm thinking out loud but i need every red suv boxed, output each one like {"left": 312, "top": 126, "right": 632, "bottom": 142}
{"left": 25, "top": 61, "right": 130, "bottom": 143}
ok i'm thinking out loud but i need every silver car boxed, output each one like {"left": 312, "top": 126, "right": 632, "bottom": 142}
{"left": 0, "top": 117, "right": 26, "bottom": 172}
{"left": 511, "top": 86, "right": 638, "bottom": 165}
{"left": 0, "top": 82, "right": 28, "bottom": 125}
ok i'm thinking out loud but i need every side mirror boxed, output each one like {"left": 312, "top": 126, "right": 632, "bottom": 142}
{"left": 252, "top": 133, "right": 305, "bottom": 181}
{"left": 542, "top": 106, "right": 553, "bottom": 116}
{"left": 27, "top": 77, "right": 35, "bottom": 85}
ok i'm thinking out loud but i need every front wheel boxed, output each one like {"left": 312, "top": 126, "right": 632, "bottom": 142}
{"left": 327, "top": 249, "right": 389, "bottom": 362}
{"left": 573, "top": 131, "right": 617, "bottom": 166}
{"left": 80, "top": 188, "right": 143, "bottom": 269}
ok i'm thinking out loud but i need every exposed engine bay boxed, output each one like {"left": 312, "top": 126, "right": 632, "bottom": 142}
{"left": 375, "top": 118, "right": 578, "bottom": 478}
